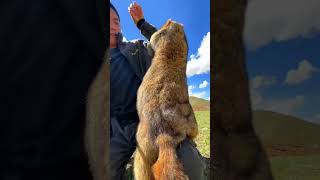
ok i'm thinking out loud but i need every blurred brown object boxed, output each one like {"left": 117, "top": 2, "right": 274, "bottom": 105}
{"left": 85, "top": 53, "right": 110, "bottom": 180}
{"left": 212, "top": 0, "right": 274, "bottom": 179}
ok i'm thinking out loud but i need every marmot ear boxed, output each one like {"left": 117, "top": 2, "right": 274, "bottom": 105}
{"left": 165, "top": 19, "right": 172, "bottom": 27}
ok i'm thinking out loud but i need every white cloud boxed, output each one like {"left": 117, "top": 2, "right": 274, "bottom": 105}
{"left": 206, "top": 97, "right": 210, "bottom": 101}
{"left": 122, "top": 36, "right": 128, "bottom": 42}
{"left": 188, "top": 85, "right": 196, "bottom": 96}
{"left": 250, "top": 75, "right": 277, "bottom": 89}
{"left": 285, "top": 60, "right": 318, "bottom": 85}
{"left": 300, "top": 115, "right": 320, "bottom": 124}
{"left": 191, "top": 91, "right": 207, "bottom": 99}
{"left": 187, "top": 32, "right": 210, "bottom": 77}
{"left": 251, "top": 87, "right": 305, "bottom": 115}
{"left": 199, "top": 80, "right": 209, "bottom": 88}
{"left": 188, "top": 85, "right": 208, "bottom": 99}
{"left": 250, "top": 75, "right": 276, "bottom": 107}
{"left": 262, "top": 95, "right": 305, "bottom": 115}
{"left": 250, "top": 75, "right": 304, "bottom": 115}
{"left": 310, "top": 114, "right": 320, "bottom": 124}
{"left": 244, "top": 0, "right": 320, "bottom": 49}
{"left": 250, "top": 88, "right": 264, "bottom": 107}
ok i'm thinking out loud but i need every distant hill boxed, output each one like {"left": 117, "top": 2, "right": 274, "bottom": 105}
{"left": 189, "top": 96, "right": 210, "bottom": 111}
{"left": 252, "top": 110, "right": 320, "bottom": 156}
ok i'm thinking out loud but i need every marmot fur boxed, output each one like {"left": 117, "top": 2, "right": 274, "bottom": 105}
{"left": 134, "top": 19, "right": 198, "bottom": 180}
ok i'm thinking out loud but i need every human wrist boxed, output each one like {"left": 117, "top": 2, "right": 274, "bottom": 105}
{"left": 136, "top": 18, "right": 146, "bottom": 29}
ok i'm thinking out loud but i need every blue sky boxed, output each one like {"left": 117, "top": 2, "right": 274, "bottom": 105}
{"left": 244, "top": 0, "right": 320, "bottom": 124}
{"left": 111, "top": 0, "right": 211, "bottom": 100}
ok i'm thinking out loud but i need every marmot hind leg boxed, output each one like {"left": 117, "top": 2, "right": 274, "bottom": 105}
{"left": 134, "top": 128, "right": 157, "bottom": 180}
{"left": 134, "top": 148, "right": 154, "bottom": 180}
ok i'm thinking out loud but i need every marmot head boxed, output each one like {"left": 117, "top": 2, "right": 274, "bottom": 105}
{"left": 150, "top": 19, "right": 188, "bottom": 58}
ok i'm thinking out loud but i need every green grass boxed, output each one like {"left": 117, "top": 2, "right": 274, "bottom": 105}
{"left": 194, "top": 111, "right": 210, "bottom": 158}
{"left": 270, "top": 155, "right": 320, "bottom": 180}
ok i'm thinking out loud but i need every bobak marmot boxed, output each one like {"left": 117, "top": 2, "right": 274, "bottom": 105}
{"left": 134, "top": 19, "right": 198, "bottom": 180}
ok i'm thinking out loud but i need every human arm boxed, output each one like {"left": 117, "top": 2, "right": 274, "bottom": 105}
{"left": 128, "top": 2, "right": 157, "bottom": 41}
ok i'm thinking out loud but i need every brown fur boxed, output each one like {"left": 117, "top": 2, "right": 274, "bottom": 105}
{"left": 133, "top": 20, "right": 198, "bottom": 180}
{"left": 212, "top": 0, "right": 274, "bottom": 179}
{"left": 85, "top": 52, "right": 109, "bottom": 180}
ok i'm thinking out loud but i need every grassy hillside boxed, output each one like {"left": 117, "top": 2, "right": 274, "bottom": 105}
{"left": 252, "top": 110, "right": 320, "bottom": 150}
{"left": 189, "top": 96, "right": 210, "bottom": 157}
{"left": 189, "top": 96, "right": 210, "bottom": 111}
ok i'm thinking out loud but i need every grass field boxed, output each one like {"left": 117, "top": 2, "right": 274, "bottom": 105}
{"left": 270, "top": 155, "right": 320, "bottom": 180}
{"left": 194, "top": 110, "right": 211, "bottom": 180}
{"left": 253, "top": 110, "right": 320, "bottom": 179}
{"left": 192, "top": 110, "right": 320, "bottom": 180}
{"left": 194, "top": 111, "right": 210, "bottom": 158}
{"left": 126, "top": 107, "right": 320, "bottom": 179}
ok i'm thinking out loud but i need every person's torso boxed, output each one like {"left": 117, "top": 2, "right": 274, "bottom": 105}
{"left": 110, "top": 48, "right": 141, "bottom": 120}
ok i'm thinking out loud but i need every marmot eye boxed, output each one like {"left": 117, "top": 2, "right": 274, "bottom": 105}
{"left": 159, "top": 31, "right": 166, "bottom": 36}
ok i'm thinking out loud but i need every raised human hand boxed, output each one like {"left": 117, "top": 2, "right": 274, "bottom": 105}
{"left": 128, "top": 1, "right": 144, "bottom": 25}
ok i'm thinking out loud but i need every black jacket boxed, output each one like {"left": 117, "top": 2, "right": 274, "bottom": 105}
{"left": 0, "top": 1, "right": 107, "bottom": 179}
{"left": 117, "top": 20, "right": 157, "bottom": 81}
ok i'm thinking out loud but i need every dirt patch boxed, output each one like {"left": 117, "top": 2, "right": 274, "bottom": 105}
{"left": 264, "top": 144, "right": 320, "bottom": 157}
